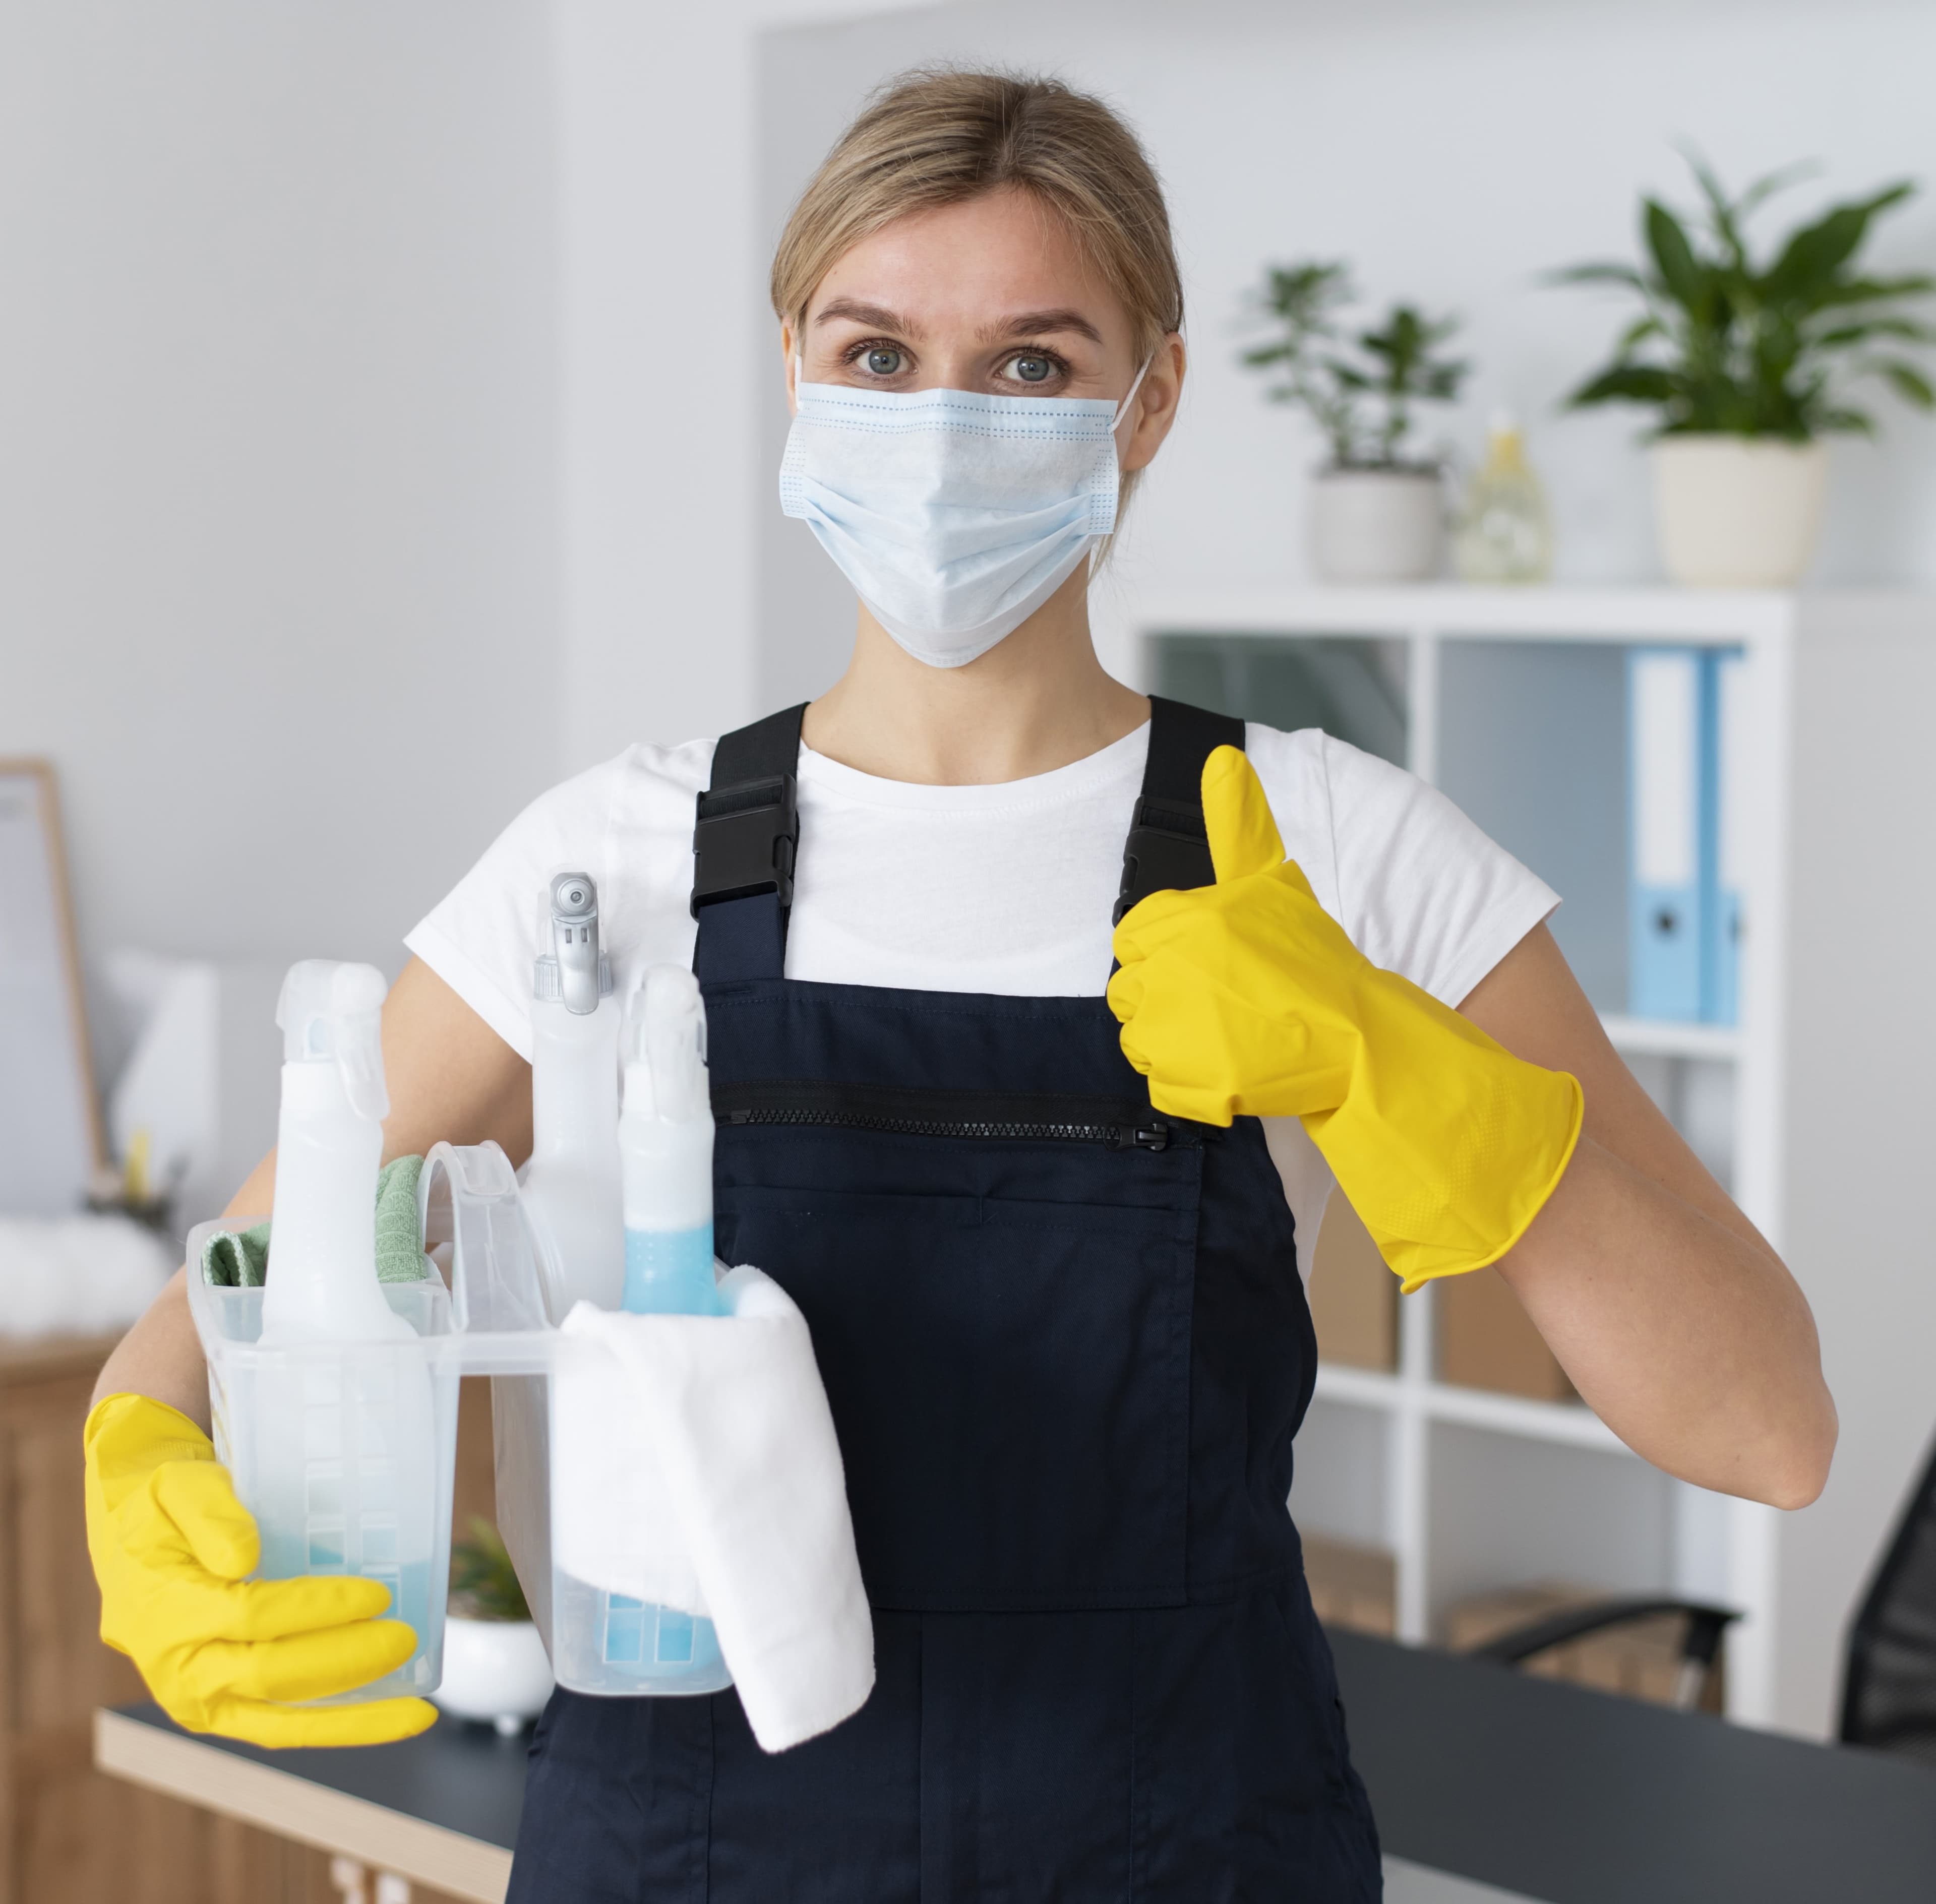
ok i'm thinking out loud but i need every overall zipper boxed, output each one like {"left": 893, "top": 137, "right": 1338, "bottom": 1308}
{"left": 712, "top": 1079, "right": 1193, "bottom": 1152}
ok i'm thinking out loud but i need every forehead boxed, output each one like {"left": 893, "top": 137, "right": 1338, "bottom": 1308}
{"left": 809, "top": 188, "right": 1125, "bottom": 338}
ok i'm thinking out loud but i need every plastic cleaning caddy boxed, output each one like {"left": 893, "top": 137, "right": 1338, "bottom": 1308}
{"left": 193, "top": 1131, "right": 721, "bottom": 1709}
{"left": 186, "top": 959, "right": 734, "bottom": 1712}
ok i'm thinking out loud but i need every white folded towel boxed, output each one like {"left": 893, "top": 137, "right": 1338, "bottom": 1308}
{"left": 551, "top": 1265, "right": 874, "bottom": 1753}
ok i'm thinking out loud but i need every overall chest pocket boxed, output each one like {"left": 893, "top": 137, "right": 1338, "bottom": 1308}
{"left": 715, "top": 1126, "right": 1202, "bottom": 1614}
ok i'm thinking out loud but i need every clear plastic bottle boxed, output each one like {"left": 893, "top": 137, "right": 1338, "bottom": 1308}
{"left": 1453, "top": 412, "right": 1554, "bottom": 584}
{"left": 597, "top": 964, "right": 729, "bottom": 1687}
{"left": 519, "top": 872, "right": 625, "bottom": 1315}
{"left": 254, "top": 962, "right": 444, "bottom": 1694}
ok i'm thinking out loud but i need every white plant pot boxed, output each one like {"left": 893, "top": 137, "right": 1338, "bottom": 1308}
{"left": 1309, "top": 466, "right": 1445, "bottom": 584}
{"left": 1650, "top": 435, "right": 1828, "bottom": 587}
{"left": 432, "top": 1617, "right": 555, "bottom": 1736}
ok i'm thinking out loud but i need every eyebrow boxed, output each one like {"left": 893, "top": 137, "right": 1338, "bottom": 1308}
{"left": 986, "top": 308, "right": 1105, "bottom": 346}
{"left": 811, "top": 298, "right": 1105, "bottom": 348}
{"left": 814, "top": 298, "right": 919, "bottom": 334}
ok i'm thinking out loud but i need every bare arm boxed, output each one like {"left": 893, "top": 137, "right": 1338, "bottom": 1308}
{"left": 91, "top": 959, "right": 532, "bottom": 1422}
{"left": 1463, "top": 924, "right": 1836, "bottom": 1509}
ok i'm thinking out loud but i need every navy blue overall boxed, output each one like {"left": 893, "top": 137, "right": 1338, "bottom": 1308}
{"left": 509, "top": 699, "right": 1382, "bottom": 1901}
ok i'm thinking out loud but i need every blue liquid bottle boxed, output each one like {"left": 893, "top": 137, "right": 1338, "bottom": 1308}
{"left": 602, "top": 964, "right": 729, "bottom": 1689}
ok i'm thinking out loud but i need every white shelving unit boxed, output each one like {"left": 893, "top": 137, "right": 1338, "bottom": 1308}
{"left": 1098, "top": 586, "right": 1936, "bottom": 1737}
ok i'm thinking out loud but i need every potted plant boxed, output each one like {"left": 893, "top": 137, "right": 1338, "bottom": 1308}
{"left": 1554, "top": 157, "right": 1935, "bottom": 586}
{"left": 1241, "top": 261, "right": 1467, "bottom": 583}
{"left": 434, "top": 1518, "right": 554, "bottom": 1737}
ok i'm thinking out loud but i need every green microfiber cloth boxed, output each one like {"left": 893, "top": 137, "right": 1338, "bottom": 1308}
{"left": 201, "top": 1155, "right": 430, "bottom": 1288}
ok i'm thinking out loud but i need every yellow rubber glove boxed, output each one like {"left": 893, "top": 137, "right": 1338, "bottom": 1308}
{"left": 84, "top": 1393, "right": 437, "bottom": 1747}
{"left": 1109, "top": 746, "right": 1583, "bottom": 1292}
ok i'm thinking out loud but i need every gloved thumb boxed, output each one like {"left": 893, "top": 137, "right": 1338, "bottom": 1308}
{"left": 1202, "top": 746, "right": 1285, "bottom": 883}
{"left": 152, "top": 1460, "right": 262, "bottom": 1580}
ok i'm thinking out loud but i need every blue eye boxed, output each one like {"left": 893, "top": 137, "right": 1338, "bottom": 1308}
{"left": 1006, "top": 354, "right": 1054, "bottom": 384}
{"left": 864, "top": 347, "right": 903, "bottom": 376}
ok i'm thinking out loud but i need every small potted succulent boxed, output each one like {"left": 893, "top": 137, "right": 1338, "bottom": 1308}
{"left": 1241, "top": 261, "right": 1468, "bottom": 583}
{"left": 1554, "top": 156, "right": 1935, "bottom": 586}
{"left": 434, "top": 1518, "right": 554, "bottom": 1737}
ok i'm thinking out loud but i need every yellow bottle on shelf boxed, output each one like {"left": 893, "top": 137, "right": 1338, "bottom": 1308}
{"left": 1454, "top": 412, "right": 1553, "bottom": 583}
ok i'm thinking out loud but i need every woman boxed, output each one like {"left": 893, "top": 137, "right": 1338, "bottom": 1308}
{"left": 87, "top": 69, "right": 1834, "bottom": 1899}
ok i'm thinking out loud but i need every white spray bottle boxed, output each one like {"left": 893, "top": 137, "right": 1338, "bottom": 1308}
{"left": 520, "top": 871, "right": 625, "bottom": 1315}
{"left": 250, "top": 960, "right": 440, "bottom": 1692}
{"left": 260, "top": 960, "right": 412, "bottom": 1346}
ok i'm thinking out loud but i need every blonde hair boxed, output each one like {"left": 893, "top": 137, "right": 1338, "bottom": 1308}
{"left": 770, "top": 68, "right": 1183, "bottom": 364}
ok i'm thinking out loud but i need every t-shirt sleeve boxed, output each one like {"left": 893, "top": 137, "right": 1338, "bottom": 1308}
{"left": 1247, "top": 725, "right": 1558, "bottom": 1008}
{"left": 403, "top": 757, "right": 630, "bottom": 1063}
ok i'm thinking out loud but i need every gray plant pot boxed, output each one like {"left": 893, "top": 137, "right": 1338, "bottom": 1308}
{"left": 1310, "top": 466, "right": 1445, "bottom": 584}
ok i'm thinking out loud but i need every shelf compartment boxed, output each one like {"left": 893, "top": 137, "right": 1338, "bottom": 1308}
{"left": 1425, "top": 1420, "right": 1675, "bottom": 1640}
{"left": 1303, "top": 1533, "right": 1397, "bottom": 1639}
{"left": 1311, "top": 1361, "right": 1628, "bottom": 1454}
{"left": 1291, "top": 1390, "right": 1394, "bottom": 1553}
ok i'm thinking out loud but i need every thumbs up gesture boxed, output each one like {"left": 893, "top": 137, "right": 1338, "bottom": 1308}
{"left": 1108, "top": 747, "right": 1583, "bottom": 1291}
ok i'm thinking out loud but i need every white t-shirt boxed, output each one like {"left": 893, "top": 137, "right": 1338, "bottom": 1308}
{"left": 406, "top": 721, "right": 1557, "bottom": 1279}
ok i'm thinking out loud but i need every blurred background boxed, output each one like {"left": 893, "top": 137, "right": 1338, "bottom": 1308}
{"left": 6, "top": 1, "right": 1936, "bottom": 1895}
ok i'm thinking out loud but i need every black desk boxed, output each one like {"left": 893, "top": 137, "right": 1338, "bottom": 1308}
{"left": 1333, "top": 1630, "right": 1936, "bottom": 1902}
{"left": 100, "top": 1634, "right": 1936, "bottom": 1902}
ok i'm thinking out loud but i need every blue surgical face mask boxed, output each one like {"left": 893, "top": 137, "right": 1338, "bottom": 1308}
{"left": 778, "top": 359, "right": 1152, "bottom": 669}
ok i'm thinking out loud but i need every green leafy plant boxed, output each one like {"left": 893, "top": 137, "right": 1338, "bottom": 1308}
{"left": 1240, "top": 261, "right": 1467, "bottom": 468}
{"left": 1553, "top": 155, "right": 1936, "bottom": 438}
{"left": 449, "top": 1517, "right": 531, "bottom": 1623}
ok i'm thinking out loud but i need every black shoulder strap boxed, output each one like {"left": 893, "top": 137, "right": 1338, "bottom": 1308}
{"left": 1114, "top": 697, "right": 1245, "bottom": 923}
{"left": 691, "top": 703, "right": 808, "bottom": 984}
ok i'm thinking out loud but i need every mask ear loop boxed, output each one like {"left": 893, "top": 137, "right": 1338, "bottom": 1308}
{"left": 1091, "top": 353, "right": 1158, "bottom": 584}
{"left": 1110, "top": 353, "right": 1156, "bottom": 437}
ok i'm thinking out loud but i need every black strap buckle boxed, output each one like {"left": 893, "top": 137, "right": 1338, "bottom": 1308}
{"left": 690, "top": 772, "right": 799, "bottom": 918}
{"left": 1114, "top": 794, "right": 1214, "bottom": 924}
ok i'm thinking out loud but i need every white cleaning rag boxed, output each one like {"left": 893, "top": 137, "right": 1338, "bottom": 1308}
{"left": 551, "top": 1265, "right": 874, "bottom": 1754}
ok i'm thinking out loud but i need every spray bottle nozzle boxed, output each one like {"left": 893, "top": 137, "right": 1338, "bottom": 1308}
{"left": 275, "top": 960, "right": 390, "bottom": 1122}
{"left": 534, "top": 869, "right": 613, "bottom": 1016}
{"left": 623, "top": 965, "right": 710, "bottom": 1124}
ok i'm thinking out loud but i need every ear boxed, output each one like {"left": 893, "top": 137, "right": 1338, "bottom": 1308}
{"left": 780, "top": 322, "right": 800, "bottom": 417}
{"left": 1119, "top": 332, "right": 1187, "bottom": 476}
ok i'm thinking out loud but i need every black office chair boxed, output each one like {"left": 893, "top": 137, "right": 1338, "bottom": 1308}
{"left": 1470, "top": 1596, "right": 1739, "bottom": 1712}
{"left": 1842, "top": 1432, "right": 1936, "bottom": 1765}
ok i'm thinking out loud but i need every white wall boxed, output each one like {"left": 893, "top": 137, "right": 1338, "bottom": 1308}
{"left": 554, "top": 0, "right": 931, "bottom": 769}
{"left": 0, "top": 1, "right": 561, "bottom": 976}
{"left": 758, "top": 0, "right": 1936, "bottom": 703}
{"left": 0, "top": 0, "right": 937, "bottom": 1198}
{"left": 1780, "top": 601, "right": 1936, "bottom": 1743}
